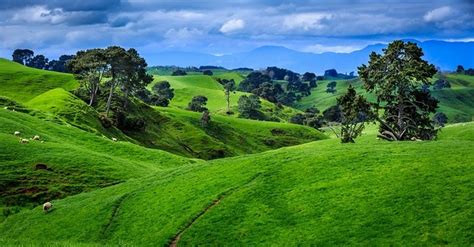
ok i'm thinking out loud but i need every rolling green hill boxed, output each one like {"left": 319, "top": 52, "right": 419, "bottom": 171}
{"left": 1, "top": 57, "right": 473, "bottom": 246}
{"left": 0, "top": 59, "right": 326, "bottom": 160}
{"left": 0, "top": 116, "right": 472, "bottom": 245}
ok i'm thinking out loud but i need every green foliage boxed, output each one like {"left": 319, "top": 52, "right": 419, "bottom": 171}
{"left": 172, "top": 69, "right": 187, "bottom": 76}
{"left": 337, "top": 85, "right": 372, "bottom": 143}
{"left": 358, "top": 40, "right": 439, "bottom": 140}
{"left": 151, "top": 81, "right": 174, "bottom": 106}
{"left": 238, "top": 94, "right": 265, "bottom": 120}
{"left": 187, "top": 95, "right": 208, "bottom": 112}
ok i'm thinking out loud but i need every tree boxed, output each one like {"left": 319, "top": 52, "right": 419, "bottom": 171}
{"left": 48, "top": 55, "right": 74, "bottom": 72}
{"left": 289, "top": 113, "right": 305, "bottom": 125}
{"left": 323, "top": 105, "right": 342, "bottom": 122}
{"left": 104, "top": 46, "right": 129, "bottom": 116}
{"left": 172, "top": 69, "right": 187, "bottom": 76}
{"left": 187, "top": 95, "right": 208, "bottom": 112}
{"left": 238, "top": 71, "right": 271, "bottom": 92}
{"left": 27, "top": 55, "right": 49, "bottom": 69}
{"left": 302, "top": 72, "right": 316, "bottom": 82}
{"left": 326, "top": 81, "right": 337, "bottom": 93}
{"left": 68, "top": 48, "right": 108, "bottom": 106}
{"left": 202, "top": 70, "right": 213, "bottom": 76}
{"left": 12, "top": 49, "right": 34, "bottom": 65}
{"left": 358, "top": 40, "right": 438, "bottom": 141}
{"left": 432, "top": 112, "right": 448, "bottom": 127}
{"left": 238, "top": 94, "right": 264, "bottom": 120}
{"left": 433, "top": 79, "right": 451, "bottom": 90}
{"left": 223, "top": 79, "right": 236, "bottom": 114}
{"left": 337, "top": 85, "right": 373, "bottom": 143}
{"left": 456, "top": 65, "right": 465, "bottom": 74}
{"left": 324, "top": 69, "right": 338, "bottom": 77}
{"left": 120, "top": 48, "right": 153, "bottom": 109}
{"left": 151, "top": 81, "right": 174, "bottom": 106}
{"left": 303, "top": 107, "right": 325, "bottom": 129}
{"left": 201, "top": 110, "right": 211, "bottom": 127}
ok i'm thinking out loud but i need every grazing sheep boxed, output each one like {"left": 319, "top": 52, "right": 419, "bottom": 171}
{"left": 32, "top": 135, "right": 40, "bottom": 140}
{"left": 43, "top": 202, "right": 53, "bottom": 212}
{"left": 112, "top": 137, "right": 117, "bottom": 142}
{"left": 14, "top": 131, "right": 21, "bottom": 136}
{"left": 3, "top": 106, "right": 8, "bottom": 110}
{"left": 19, "top": 138, "right": 29, "bottom": 144}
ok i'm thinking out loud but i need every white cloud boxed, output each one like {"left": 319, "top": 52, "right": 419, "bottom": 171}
{"left": 220, "top": 19, "right": 245, "bottom": 33}
{"left": 283, "top": 13, "right": 332, "bottom": 31}
{"left": 303, "top": 44, "right": 363, "bottom": 54}
{"left": 424, "top": 6, "right": 454, "bottom": 22}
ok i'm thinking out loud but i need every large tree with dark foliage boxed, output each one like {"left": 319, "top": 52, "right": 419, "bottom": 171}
{"left": 151, "top": 81, "right": 174, "bottom": 106}
{"left": 187, "top": 95, "right": 208, "bottom": 112}
{"left": 12, "top": 49, "right": 34, "bottom": 65}
{"left": 120, "top": 48, "right": 153, "bottom": 109}
{"left": 358, "top": 40, "right": 439, "bottom": 141}
{"left": 27, "top": 55, "right": 49, "bottom": 69}
{"left": 239, "top": 71, "right": 271, "bottom": 92}
{"left": 326, "top": 81, "right": 337, "bottom": 93}
{"left": 171, "top": 69, "right": 187, "bottom": 76}
{"left": 48, "top": 55, "right": 74, "bottom": 72}
{"left": 238, "top": 94, "right": 264, "bottom": 120}
{"left": 68, "top": 49, "right": 108, "bottom": 106}
{"left": 337, "top": 85, "right": 373, "bottom": 143}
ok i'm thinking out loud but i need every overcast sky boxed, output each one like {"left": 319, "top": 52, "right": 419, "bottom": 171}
{"left": 0, "top": 0, "right": 473, "bottom": 62}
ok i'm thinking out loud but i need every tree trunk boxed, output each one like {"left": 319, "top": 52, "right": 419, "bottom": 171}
{"left": 225, "top": 90, "right": 230, "bottom": 113}
{"left": 105, "top": 82, "right": 115, "bottom": 117}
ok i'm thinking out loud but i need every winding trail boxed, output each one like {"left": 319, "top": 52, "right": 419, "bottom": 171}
{"left": 168, "top": 173, "right": 262, "bottom": 247}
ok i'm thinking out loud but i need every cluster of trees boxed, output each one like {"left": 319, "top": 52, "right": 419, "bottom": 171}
{"left": 324, "top": 69, "right": 356, "bottom": 79}
{"left": 238, "top": 67, "right": 317, "bottom": 106}
{"left": 290, "top": 41, "right": 446, "bottom": 143}
{"left": 12, "top": 49, "right": 73, "bottom": 72}
{"left": 68, "top": 46, "right": 152, "bottom": 130}
{"left": 456, "top": 65, "right": 474, "bottom": 76}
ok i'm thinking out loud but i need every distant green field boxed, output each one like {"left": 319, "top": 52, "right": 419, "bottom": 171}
{"left": 151, "top": 74, "right": 301, "bottom": 119}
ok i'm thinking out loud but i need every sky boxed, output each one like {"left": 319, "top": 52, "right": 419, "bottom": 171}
{"left": 0, "top": 0, "right": 473, "bottom": 63}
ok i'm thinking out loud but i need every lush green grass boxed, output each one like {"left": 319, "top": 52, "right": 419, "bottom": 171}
{"left": 1, "top": 122, "right": 472, "bottom": 245}
{"left": 0, "top": 108, "right": 192, "bottom": 209}
{"left": 0, "top": 58, "right": 78, "bottom": 103}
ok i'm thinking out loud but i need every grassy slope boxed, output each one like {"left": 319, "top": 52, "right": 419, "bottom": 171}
{"left": 0, "top": 59, "right": 325, "bottom": 159}
{"left": 0, "top": 108, "right": 192, "bottom": 209}
{"left": 0, "top": 58, "right": 78, "bottom": 102}
{"left": 1, "top": 122, "right": 472, "bottom": 246}
{"left": 296, "top": 75, "right": 474, "bottom": 122}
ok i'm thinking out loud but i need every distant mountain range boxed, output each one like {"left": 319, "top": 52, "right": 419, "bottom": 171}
{"left": 150, "top": 40, "right": 474, "bottom": 74}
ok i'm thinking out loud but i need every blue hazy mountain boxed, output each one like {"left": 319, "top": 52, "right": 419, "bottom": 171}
{"left": 151, "top": 40, "right": 474, "bottom": 74}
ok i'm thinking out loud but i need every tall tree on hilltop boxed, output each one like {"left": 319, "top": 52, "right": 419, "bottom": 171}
{"left": 222, "top": 79, "right": 236, "bottom": 114}
{"left": 120, "top": 48, "right": 153, "bottom": 109}
{"left": 358, "top": 40, "right": 439, "bottom": 141}
{"left": 104, "top": 46, "right": 129, "bottom": 116}
{"left": 68, "top": 49, "right": 108, "bottom": 106}
{"left": 12, "top": 49, "right": 34, "bottom": 65}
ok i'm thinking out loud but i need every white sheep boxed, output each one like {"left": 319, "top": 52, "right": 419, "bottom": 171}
{"left": 112, "top": 137, "right": 118, "bottom": 142}
{"left": 14, "top": 131, "right": 21, "bottom": 136}
{"left": 3, "top": 106, "right": 8, "bottom": 110}
{"left": 43, "top": 202, "right": 53, "bottom": 212}
{"left": 19, "top": 138, "right": 29, "bottom": 144}
{"left": 32, "top": 135, "right": 40, "bottom": 140}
